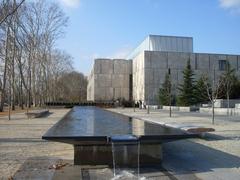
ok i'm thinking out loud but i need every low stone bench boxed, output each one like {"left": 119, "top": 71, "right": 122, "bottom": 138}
{"left": 166, "top": 124, "right": 215, "bottom": 136}
{"left": 162, "top": 106, "right": 199, "bottom": 112}
{"left": 26, "top": 109, "right": 49, "bottom": 118}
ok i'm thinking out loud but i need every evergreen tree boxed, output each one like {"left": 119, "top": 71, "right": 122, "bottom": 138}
{"left": 230, "top": 78, "right": 240, "bottom": 99}
{"left": 158, "top": 73, "right": 172, "bottom": 106}
{"left": 177, "top": 59, "right": 196, "bottom": 106}
{"left": 218, "top": 63, "right": 237, "bottom": 99}
{"left": 195, "top": 76, "right": 209, "bottom": 104}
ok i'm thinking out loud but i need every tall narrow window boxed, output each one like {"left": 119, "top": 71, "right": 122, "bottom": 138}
{"left": 195, "top": 54, "right": 198, "bottom": 70}
{"left": 129, "top": 74, "right": 133, "bottom": 101}
{"left": 219, "top": 60, "right": 227, "bottom": 71}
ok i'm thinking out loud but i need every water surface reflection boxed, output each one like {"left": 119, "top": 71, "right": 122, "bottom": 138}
{"left": 44, "top": 106, "right": 185, "bottom": 137}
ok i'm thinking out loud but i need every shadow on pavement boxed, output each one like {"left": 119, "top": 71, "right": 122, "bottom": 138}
{"left": 162, "top": 139, "right": 240, "bottom": 179}
{"left": 13, "top": 156, "right": 61, "bottom": 180}
{"left": 12, "top": 139, "right": 240, "bottom": 179}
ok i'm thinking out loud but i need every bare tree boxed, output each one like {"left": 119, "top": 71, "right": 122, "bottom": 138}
{"left": 221, "top": 62, "right": 235, "bottom": 115}
{"left": 0, "top": 0, "right": 25, "bottom": 25}
{"left": 0, "top": 0, "right": 89, "bottom": 115}
{"left": 56, "top": 71, "right": 87, "bottom": 103}
{"left": 202, "top": 69, "right": 224, "bottom": 124}
{"left": 0, "top": 0, "right": 76, "bottom": 113}
{"left": 16, "top": 0, "right": 68, "bottom": 107}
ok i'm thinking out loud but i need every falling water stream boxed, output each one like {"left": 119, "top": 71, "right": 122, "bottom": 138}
{"left": 111, "top": 139, "right": 142, "bottom": 180}
{"left": 111, "top": 142, "right": 116, "bottom": 177}
{"left": 137, "top": 141, "right": 140, "bottom": 179}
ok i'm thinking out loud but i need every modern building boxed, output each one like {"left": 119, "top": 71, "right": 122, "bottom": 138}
{"left": 87, "top": 35, "right": 240, "bottom": 105}
{"left": 87, "top": 59, "right": 132, "bottom": 101}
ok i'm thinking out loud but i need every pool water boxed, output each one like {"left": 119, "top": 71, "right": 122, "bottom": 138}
{"left": 43, "top": 106, "right": 196, "bottom": 145}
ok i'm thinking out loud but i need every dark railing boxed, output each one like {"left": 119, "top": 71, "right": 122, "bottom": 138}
{"left": 45, "top": 101, "right": 115, "bottom": 108}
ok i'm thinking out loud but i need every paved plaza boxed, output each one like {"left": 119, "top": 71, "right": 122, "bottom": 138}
{"left": 0, "top": 108, "right": 240, "bottom": 179}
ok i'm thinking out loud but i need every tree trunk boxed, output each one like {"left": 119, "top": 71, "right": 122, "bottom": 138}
{"left": 227, "top": 90, "right": 230, "bottom": 116}
{"left": 11, "top": 44, "right": 16, "bottom": 111}
{"left": 20, "top": 78, "right": 24, "bottom": 109}
{"left": 28, "top": 76, "right": 31, "bottom": 108}
{"left": 212, "top": 101, "right": 215, "bottom": 125}
{"left": 8, "top": 86, "right": 11, "bottom": 120}
{"left": 0, "top": 27, "right": 10, "bottom": 112}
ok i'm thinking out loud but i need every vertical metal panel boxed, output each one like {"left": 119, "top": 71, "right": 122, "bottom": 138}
{"left": 149, "top": 35, "right": 193, "bottom": 53}
{"left": 127, "top": 36, "right": 150, "bottom": 60}
{"left": 127, "top": 35, "right": 193, "bottom": 59}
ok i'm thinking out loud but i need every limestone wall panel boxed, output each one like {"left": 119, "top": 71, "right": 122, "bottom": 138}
{"left": 114, "top": 88, "right": 121, "bottom": 99}
{"left": 196, "top": 54, "right": 210, "bottom": 70}
{"left": 227, "top": 55, "right": 237, "bottom": 68}
{"left": 112, "top": 74, "right": 127, "bottom": 88}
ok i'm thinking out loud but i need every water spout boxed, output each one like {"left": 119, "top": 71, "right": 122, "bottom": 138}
{"left": 111, "top": 142, "right": 116, "bottom": 177}
{"left": 138, "top": 140, "right": 140, "bottom": 179}
{"left": 110, "top": 135, "right": 141, "bottom": 179}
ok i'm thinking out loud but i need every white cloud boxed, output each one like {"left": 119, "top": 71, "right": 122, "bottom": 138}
{"left": 59, "top": 0, "right": 80, "bottom": 8}
{"left": 81, "top": 45, "right": 132, "bottom": 65}
{"left": 110, "top": 45, "right": 133, "bottom": 59}
{"left": 219, "top": 0, "right": 240, "bottom": 12}
{"left": 81, "top": 53, "right": 100, "bottom": 61}
{"left": 90, "top": 53, "right": 100, "bottom": 59}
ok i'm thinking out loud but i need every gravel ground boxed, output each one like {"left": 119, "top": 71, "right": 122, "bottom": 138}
{"left": 0, "top": 107, "right": 240, "bottom": 180}
{"left": 108, "top": 108, "right": 240, "bottom": 179}
{"left": 0, "top": 109, "right": 72, "bottom": 180}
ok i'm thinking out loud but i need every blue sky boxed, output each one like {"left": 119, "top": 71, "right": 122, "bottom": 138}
{"left": 55, "top": 0, "right": 240, "bottom": 75}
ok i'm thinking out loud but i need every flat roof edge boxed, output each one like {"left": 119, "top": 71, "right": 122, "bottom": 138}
{"left": 143, "top": 50, "right": 240, "bottom": 56}
{"left": 148, "top": 34, "right": 193, "bottom": 39}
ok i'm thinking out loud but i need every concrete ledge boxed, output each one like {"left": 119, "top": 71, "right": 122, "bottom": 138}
{"left": 182, "top": 127, "right": 215, "bottom": 133}
{"left": 163, "top": 124, "right": 215, "bottom": 134}
{"left": 162, "top": 106, "right": 179, "bottom": 111}
{"left": 235, "top": 104, "right": 240, "bottom": 109}
{"left": 162, "top": 106, "right": 199, "bottom": 112}
{"left": 214, "top": 99, "right": 240, "bottom": 108}
{"left": 200, "top": 107, "right": 240, "bottom": 115}
{"left": 179, "top": 106, "right": 199, "bottom": 112}
{"left": 25, "top": 109, "right": 49, "bottom": 118}
{"left": 146, "top": 105, "right": 159, "bottom": 110}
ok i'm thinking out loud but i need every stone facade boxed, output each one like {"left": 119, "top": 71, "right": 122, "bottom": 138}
{"left": 87, "top": 58, "right": 132, "bottom": 101}
{"left": 135, "top": 51, "right": 240, "bottom": 105}
{"left": 87, "top": 35, "right": 240, "bottom": 104}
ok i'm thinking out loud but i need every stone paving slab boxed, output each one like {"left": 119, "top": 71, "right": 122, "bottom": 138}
{"left": 108, "top": 108, "right": 240, "bottom": 180}
{"left": 0, "top": 109, "right": 72, "bottom": 179}
{"left": 1, "top": 107, "right": 240, "bottom": 179}
{"left": 108, "top": 108, "right": 240, "bottom": 137}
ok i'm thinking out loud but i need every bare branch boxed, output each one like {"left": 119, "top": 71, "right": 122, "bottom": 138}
{"left": 0, "top": 0, "right": 25, "bottom": 25}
